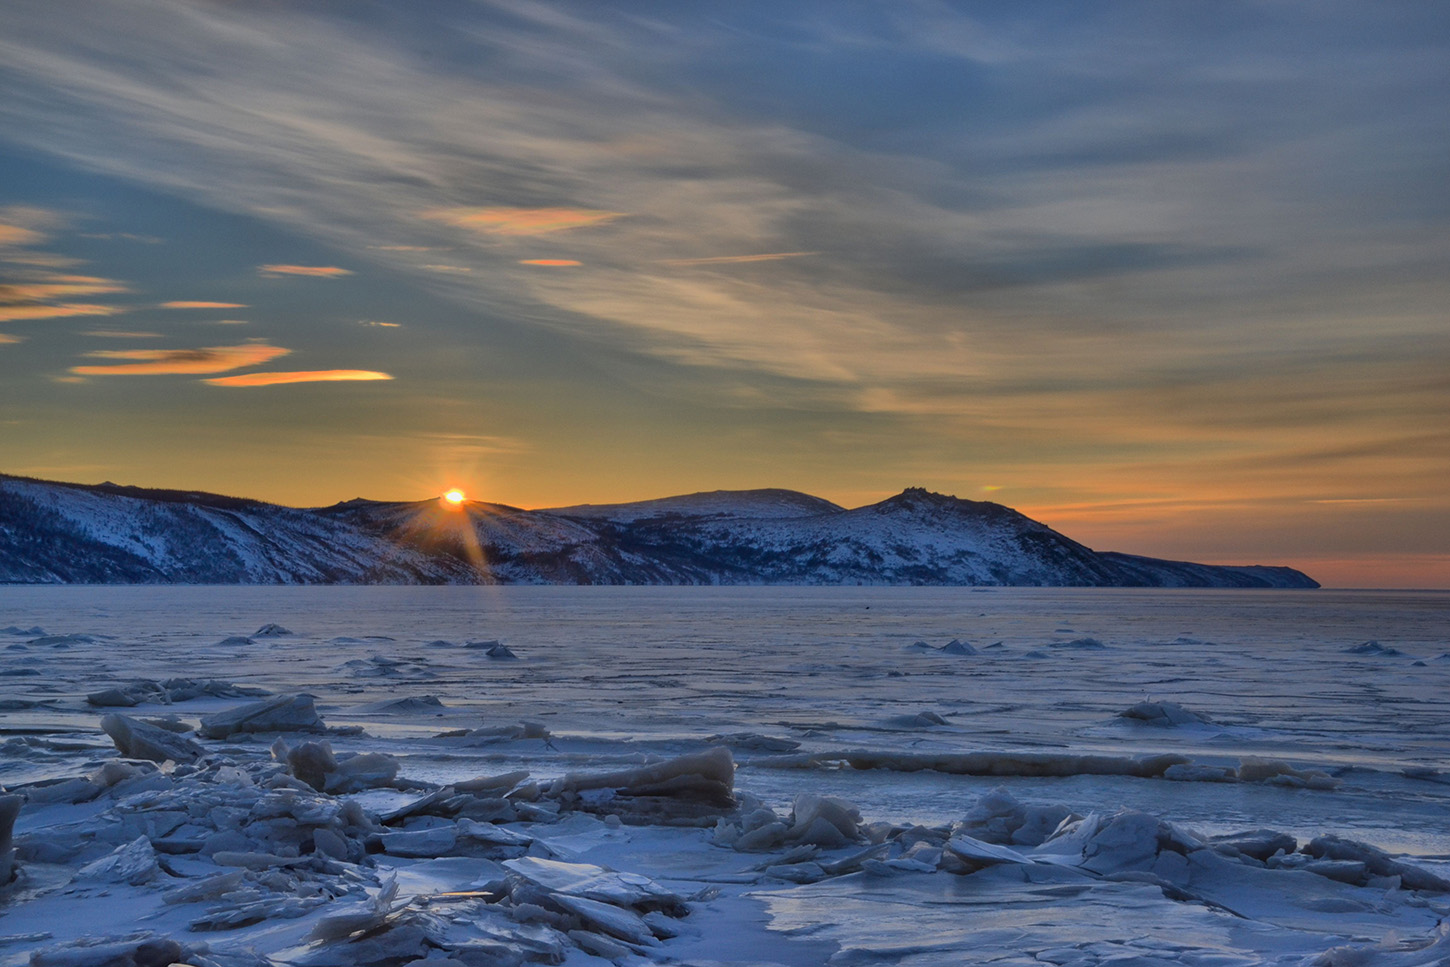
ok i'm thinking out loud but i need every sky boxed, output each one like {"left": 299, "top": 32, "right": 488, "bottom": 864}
{"left": 1, "top": 1, "right": 1447, "bottom": 589}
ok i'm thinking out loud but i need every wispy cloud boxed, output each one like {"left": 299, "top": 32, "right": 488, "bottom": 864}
{"left": 0, "top": 223, "right": 44, "bottom": 247}
{"left": 160, "top": 300, "right": 248, "bottom": 309}
{"left": 519, "top": 259, "right": 582, "bottom": 267}
{"left": 203, "top": 369, "right": 392, "bottom": 387}
{"left": 83, "top": 330, "right": 161, "bottom": 338}
{"left": 660, "top": 251, "right": 820, "bottom": 266}
{"left": 0, "top": 333, "right": 23, "bottom": 344}
{"left": 421, "top": 208, "right": 624, "bottom": 236}
{"left": 0, "top": 276, "right": 128, "bottom": 301}
{"left": 70, "top": 342, "right": 290, "bottom": 375}
{"left": 419, "top": 263, "right": 471, "bottom": 274}
{"left": 0, "top": 303, "right": 127, "bottom": 322}
{"left": 359, "top": 320, "right": 400, "bottom": 327}
{"left": 258, "top": 264, "right": 353, "bottom": 278}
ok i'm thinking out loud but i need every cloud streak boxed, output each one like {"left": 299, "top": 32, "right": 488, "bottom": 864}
{"left": 421, "top": 208, "right": 624, "bottom": 236}
{"left": 257, "top": 264, "right": 353, "bottom": 278}
{"left": 203, "top": 369, "right": 392, "bottom": 387}
{"left": 70, "top": 343, "right": 290, "bottom": 375}
{"left": 161, "top": 300, "right": 248, "bottom": 309}
{"left": 0, "top": 303, "right": 127, "bottom": 322}
{"left": 659, "top": 251, "right": 820, "bottom": 266}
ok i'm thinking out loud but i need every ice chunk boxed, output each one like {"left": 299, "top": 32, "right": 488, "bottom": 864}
{"left": 0, "top": 794, "right": 19, "bottom": 886}
{"left": 548, "top": 746, "right": 735, "bottom": 824}
{"left": 200, "top": 694, "right": 327, "bottom": 738}
{"left": 1118, "top": 700, "right": 1212, "bottom": 726}
{"left": 941, "top": 639, "right": 977, "bottom": 655}
{"left": 551, "top": 892, "right": 657, "bottom": 945}
{"left": 29, "top": 935, "right": 187, "bottom": 967}
{"left": 781, "top": 749, "right": 1190, "bottom": 779}
{"left": 883, "top": 710, "right": 949, "bottom": 728}
{"left": 1208, "top": 829, "right": 1297, "bottom": 862}
{"left": 485, "top": 643, "right": 518, "bottom": 660}
{"left": 1304, "top": 835, "right": 1450, "bottom": 892}
{"left": 1050, "top": 637, "right": 1107, "bottom": 649}
{"left": 252, "top": 623, "right": 293, "bottom": 637}
{"left": 1311, "top": 922, "right": 1450, "bottom": 966}
{"left": 352, "top": 695, "right": 446, "bottom": 714}
{"left": 787, "top": 793, "right": 862, "bottom": 847}
{"left": 955, "top": 787, "right": 1076, "bottom": 847}
{"left": 1344, "top": 640, "right": 1410, "bottom": 657}
{"left": 73, "top": 836, "right": 160, "bottom": 885}
{"left": 943, "top": 834, "right": 1033, "bottom": 873}
{"left": 101, "top": 713, "right": 204, "bottom": 763}
{"left": 1237, "top": 757, "right": 1340, "bottom": 790}
{"left": 217, "top": 635, "right": 255, "bottom": 647}
{"left": 706, "top": 732, "right": 800, "bottom": 753}
{"left": 272, "top": 738, "right": 400, "bottom": 794}
{"left": 502, "top": 856, "right": 687, "bottom": 914}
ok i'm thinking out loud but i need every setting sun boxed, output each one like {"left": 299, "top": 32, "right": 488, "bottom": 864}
{"left": 443, "top": 489, "right": 465, "bottom": 505}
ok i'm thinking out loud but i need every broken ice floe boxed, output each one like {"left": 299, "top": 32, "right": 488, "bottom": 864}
{"left": 101, "top": 713, "right": 205, "bottom": 763}
{"left": 199, "top": 694, "right": 329, "bottom": 739}
{"left": 88, "top": 678, "right": 271, "bottom": 708}
{"left": 1344, "top": 640, "right": 1412, "bottom": 657}
{"left": 546, "top": 747, "right": 737, "bottom": 826}
{"left": 1117, "top": 700, "right": 1213, "bottom": 726}
{"left": 271, "top": 738, "right": 404, "bottom": 794}
{"left": 755, "top": 749, "right": 1340, "bottom": 788}
{"left": 1050, "top": 636, "right": 1108, "bottom": 649}
{"left": 251, "top": 624, "right": 293, "bottom": 637}
{"left": 905, "top": 637, "right": 978, "bottom": 655}
{"left": 0, "top": 794, "right": 19, "bottom": 888}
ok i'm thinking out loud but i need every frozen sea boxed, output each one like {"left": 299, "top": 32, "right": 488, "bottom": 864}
{"left": 1, "top": 586, "right": 1448, "bottom": 966}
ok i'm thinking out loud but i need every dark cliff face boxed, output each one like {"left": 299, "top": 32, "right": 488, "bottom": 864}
{"left": 0, "top": 474, "right": 1318, "bottom": 588}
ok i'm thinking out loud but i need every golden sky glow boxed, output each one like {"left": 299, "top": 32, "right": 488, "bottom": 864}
{"left": 421, "top": 207, "right": 624, "bottom": 236}
{"left": 202, "top": 369, "right": 393, "bottom": 386}
{"left": 257, "top": 264, "right": 353, "bottom": 278}
{"left": 520, "top": 259, "right": 582, "bottom": 266}
{"left": 71, "top": 343, "right": 291, "bottom": 375}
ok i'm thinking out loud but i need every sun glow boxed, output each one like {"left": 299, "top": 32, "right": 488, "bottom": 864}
{"left": 443, "top": 489, "right": 466, "bottom": 505}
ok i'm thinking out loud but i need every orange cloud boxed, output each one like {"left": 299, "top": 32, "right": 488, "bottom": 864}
{"left": 660, "top": 251, "right": 820, "bottom": 266}
{"left": 421, "top": 207, "right": 623, "bottom": 236}
{"left": 420, "top": 263, "right": 472, "bottom": 274}
{"left": 359, "top": 320, "right": 400, "bottom": 327}
{"left": 258, "top": 264, "right": 353, "bottom": 278}
{"left": 161, "top": 301, "right": 249, "bottom": 309}
{"left": 0, "top": 303, "right": 127, "bottom": 322}
{"left": 71, "top": 343, "right": 290, "bottom": 375}
{"left": 83, "top": 330, "right": 161, "bottom": 338}
{"left": 0, "top": 334, "right": 22, "bottom": 345}
{"left": 203, "top": 369, "right": 393, "bottom": 387}
{"left": 520, "top": 259, "right": 582, "bottom": 266}
{"left": 0, "top": 276, "right": 128, "bottom": 302}
{"left": 0, "top": 224, "right": 44, "bottom": 247}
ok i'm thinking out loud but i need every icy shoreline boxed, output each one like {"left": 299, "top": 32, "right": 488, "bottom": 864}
{"left": 1, "top": 586, "right": 1447, "bottom": 965}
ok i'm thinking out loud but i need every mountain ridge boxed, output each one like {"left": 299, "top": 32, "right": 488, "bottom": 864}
{"left": 0, "top": 473, "right": 1318, "bottom": 588}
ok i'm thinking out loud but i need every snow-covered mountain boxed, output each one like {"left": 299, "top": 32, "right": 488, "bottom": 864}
{"left": 0, "top": 475, "right": 1318, "bottom": 587}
